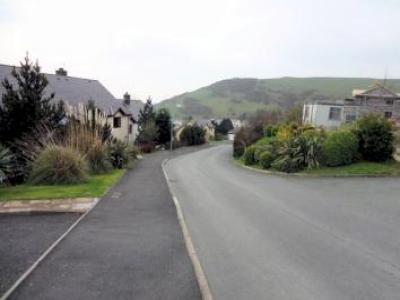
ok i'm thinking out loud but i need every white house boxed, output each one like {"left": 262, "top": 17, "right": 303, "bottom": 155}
{"left": 303, "top": 83, "right": 400, "bottom": 128}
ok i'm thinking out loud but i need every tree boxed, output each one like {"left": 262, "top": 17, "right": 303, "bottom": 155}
{"left": 137, "top": 97, "right": 157, "bottom": 146}
{"left": 0, "top": 55, "right": 65, "bottom": 146}
{"left": 215, "top": 118, "right": 234, "bottom": 135}
{"left": 155, "top": 108, "right": 171, "bottom": 145}
{"left": 180, "top": 125, "right": 206, "bottom": 146}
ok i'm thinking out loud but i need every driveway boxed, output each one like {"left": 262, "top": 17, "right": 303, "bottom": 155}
{"left": 164, "top": 144, "right": 400, "bottom": 300}
{"left": 8, "top": 149, "right": 202, "bottom": 300}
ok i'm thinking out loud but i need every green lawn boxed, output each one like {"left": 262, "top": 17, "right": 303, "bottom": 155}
{"left": 0, "top": 169, "right": 125, "bottom": 201}
{"left": 303, "top": 161, "right": 400, "bottom": 176}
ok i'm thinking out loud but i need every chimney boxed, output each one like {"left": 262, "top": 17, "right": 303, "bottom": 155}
{"left": 123, "top": 92, "right": 131, "bottom": 105}
{"left": 55, "top": 67, "right": 68, "bottom": 76}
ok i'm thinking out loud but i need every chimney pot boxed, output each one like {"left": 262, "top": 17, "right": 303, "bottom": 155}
{"left": 55, "top": 67, "right": 67, "bottom": 76}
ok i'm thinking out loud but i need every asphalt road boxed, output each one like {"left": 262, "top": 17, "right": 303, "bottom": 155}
{"left": 165, "top": 144, "right": 400, "bottom": 300}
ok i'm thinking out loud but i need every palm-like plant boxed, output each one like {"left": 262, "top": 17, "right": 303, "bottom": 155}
{"left": 0, "top": 145, "right": 14, "bottom": 183}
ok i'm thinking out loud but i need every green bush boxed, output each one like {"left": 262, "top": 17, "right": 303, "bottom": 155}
{"left": 243, "top": 146, "right": 257, "bottom": 165}
{"left": 0, "top": 144, "right": 14, "bottom": 183}
{"left": 180, "top": 125, "right": 206, "bottom": 146}
{"left": 323, "top": 130, "right": 358, "bottom": 167}
{"left": 300, "top": 129, "right": 325, "bottom": 169}
{"left": 29, "top": 145, "right": 88, "bottom": 184}
{"left": 264, "top": 125, "right": 278, "bottom": 138}
{"left": 354, "top": 114, "right": 394, "bottom": 162}
{"left": 107, "top": 140, "right": 130, "bottom": 169}
{"left": 259, "top": 151, "right": 274, "bottom": 169}
{"left": 271, "top": 138, "right": 305, "bottom": 173}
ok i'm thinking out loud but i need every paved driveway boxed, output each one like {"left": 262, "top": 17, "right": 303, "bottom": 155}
{"left": 8, "top": 149, "right": 201, "bottom": 300}
{"left": 165, "top": 144, "right": 400, "bottom": 300}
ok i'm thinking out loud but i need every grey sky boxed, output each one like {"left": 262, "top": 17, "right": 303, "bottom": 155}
{"left": 1, "top": 0, "right": 399, "bottom": 102}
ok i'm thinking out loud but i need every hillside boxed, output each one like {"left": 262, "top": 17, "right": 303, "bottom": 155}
{"left": 156, "top": 77, "right": 400, "bottom": 119}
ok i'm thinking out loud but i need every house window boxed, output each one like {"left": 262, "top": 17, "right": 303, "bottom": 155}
{"left": 385, "top": 99, "right": 394, "bottom": 105}
{"left": 113, "top": 117, "right": 121, "bottom": 128}
{"left": 384, "top": 111, "right": 393, "bottom": 119}
{"left": 329, "top": 107, "right": 342, "bottom": 121}
{"left": 129, "top": 124, "right": 133, "bottom": 134}
{"left": 345, "top": 114, "right": 357, "bottom": 122}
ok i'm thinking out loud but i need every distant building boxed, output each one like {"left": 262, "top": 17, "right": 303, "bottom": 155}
{"left": 0, "top": 64, "right": 143, "bottom": 142}
{"left": 303, "top": 83, "right": 400, "bottom": 128}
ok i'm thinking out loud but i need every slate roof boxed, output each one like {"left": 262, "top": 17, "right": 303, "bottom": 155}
{"left": 0, "top": 64, "right": 127, "bottom": 113}
{"left": 107, "top": 99, "right": 144, "bottom": 121}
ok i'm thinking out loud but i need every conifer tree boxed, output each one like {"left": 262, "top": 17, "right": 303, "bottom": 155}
{"left": 0, "top": 55, "right": 65, "bottom": 146}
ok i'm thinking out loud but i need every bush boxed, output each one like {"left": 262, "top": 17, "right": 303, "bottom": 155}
{"left": 243, "top": 146, "right": 257, "bottom": 165}
{"left": 323, "top": 130, "right": 358, "bottom": 167}
{"left": 0, "top": 145, "right": 14, "bottom": 184}
{"left": 300, "top": 129, "right": 325, "bottom": 169}
{"left": 264, "top": 125, "right": 278, "bottom": 138}
{"left": 180, "top": 125, "right": 206, "bottom": 146}
{"left": 271, "top": 138, "right": 305, "bottom": 173}
{"left": 233, "top": 125, "right": 264, "bottom": 158}
{"left": 87, "top": 141, "right": 112, "bottom": 174}
{"left": 107, "top": 140, "right": 130, "bottom": 169}
{"left": 29, "top": 145, "right": 88, "bottom": 184}
{"left": 259, "top": 151, "right": 274, "bottom": 169}
{"left": 354, "top": 114, "right": 394, "bottom": 162}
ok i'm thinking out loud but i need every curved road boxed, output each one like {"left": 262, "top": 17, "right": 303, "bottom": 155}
{"left": 165, "top": 144, "right": 400, "bottom": 300}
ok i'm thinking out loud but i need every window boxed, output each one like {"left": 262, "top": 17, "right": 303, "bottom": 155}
{"left": 385, "top": 99, "right": 394, "bottom": 105}
{"left": 113, "top": 117, "right": 121, "bottom": 128}
{"left": 384, "top": 111, "right": 393, "bottom": 119}
{"left": 345, "top": 114, "right": 357, "bottom": 122}
{"left": 129, "top": 124, "right": 133, "bottom": 134}
{"left": 329, "top": 107, "right": 342, "bottom": 121}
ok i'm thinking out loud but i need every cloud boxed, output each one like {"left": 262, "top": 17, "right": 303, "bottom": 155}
{"left": 1, "top": 0, "right": 400, "bottom": 101}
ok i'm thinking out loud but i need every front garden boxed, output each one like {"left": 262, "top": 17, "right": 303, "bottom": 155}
{"left": 233, "top": 112, "right": 400, "bottom": 176}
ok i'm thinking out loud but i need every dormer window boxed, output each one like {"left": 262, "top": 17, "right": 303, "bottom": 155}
{"left": 113, "top": 117, "right": 121, "bottom": 128}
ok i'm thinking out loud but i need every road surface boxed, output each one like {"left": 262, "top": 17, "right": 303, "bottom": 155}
{"left": 165, "top": 144, "right": 400, "bottom": 300}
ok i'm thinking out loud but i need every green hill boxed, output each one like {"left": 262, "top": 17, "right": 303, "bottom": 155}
{"left": 156, "top": 77, "right": 400, "bottom": 119}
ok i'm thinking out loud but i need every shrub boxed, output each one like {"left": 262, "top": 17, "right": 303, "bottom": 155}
{"left": 0, "top": 145, "right": 14, "bottom": 184}
{"left": 300, "top": 129, "right": 325, "bottom": 169}
{"left": 180, "top": 125, "right": 206, "bottom": 146}
{"left": 254, "top": 145, "right": 272, "bottom": 163}
{"left": 271, "top": 138, "right": 305, "bottom": 173}
{"left": 29, "top": 145, "right": 88, "bottom": 184}
{"left": 87, "top": 141, "right": 112, "bottom": 174}
{"left": 354, "top": 114, "right": 394, "bottom": 162}
{"left": 323, "top": 130, "right": 358, "bottom": 167}
{"left": 243, "top": 146, "right": 257, "bottom": 165}
{"left": 259, "top": 151, "right": 274, "bottom": 169}
{"left": 233, "top": 126, "right": 264, "bottom": 158}
{"left": 264, "top": 125, "right": 278, "bottom": 138}
{"left": 107, "top": 140, "right": 129, "bottom": 169}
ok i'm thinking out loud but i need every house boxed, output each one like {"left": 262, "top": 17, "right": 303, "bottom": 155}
{"left": 0, "top": 64, "right": 143, "bottom": 142}
{"left": 175, "top": 119, "right": 216, "bottom": 142}
{"left": 303, "top": 83, "right": 400, "bottom": 128}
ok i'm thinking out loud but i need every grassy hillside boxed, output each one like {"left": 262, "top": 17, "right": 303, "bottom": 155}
{"left": 156, "top": 77, "right": 400, "bottom": 119}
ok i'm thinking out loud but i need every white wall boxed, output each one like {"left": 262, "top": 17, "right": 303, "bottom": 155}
{"left": 303, "top": 104, "right": 343, "bottom": 128}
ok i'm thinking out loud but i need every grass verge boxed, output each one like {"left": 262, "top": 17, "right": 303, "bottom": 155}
{"left": 235, "top": 158, "right": 400, "bottom": 177}
{"left": 303, "top": 161, "right": 400, "bottom": 176}
{"left": 0, "top": 169, "right": 125, "bottom": 201}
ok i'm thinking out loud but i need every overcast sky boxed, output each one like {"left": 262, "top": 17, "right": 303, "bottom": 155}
{"left": 1, "top": 0, "right": 400, "bottom": 102}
